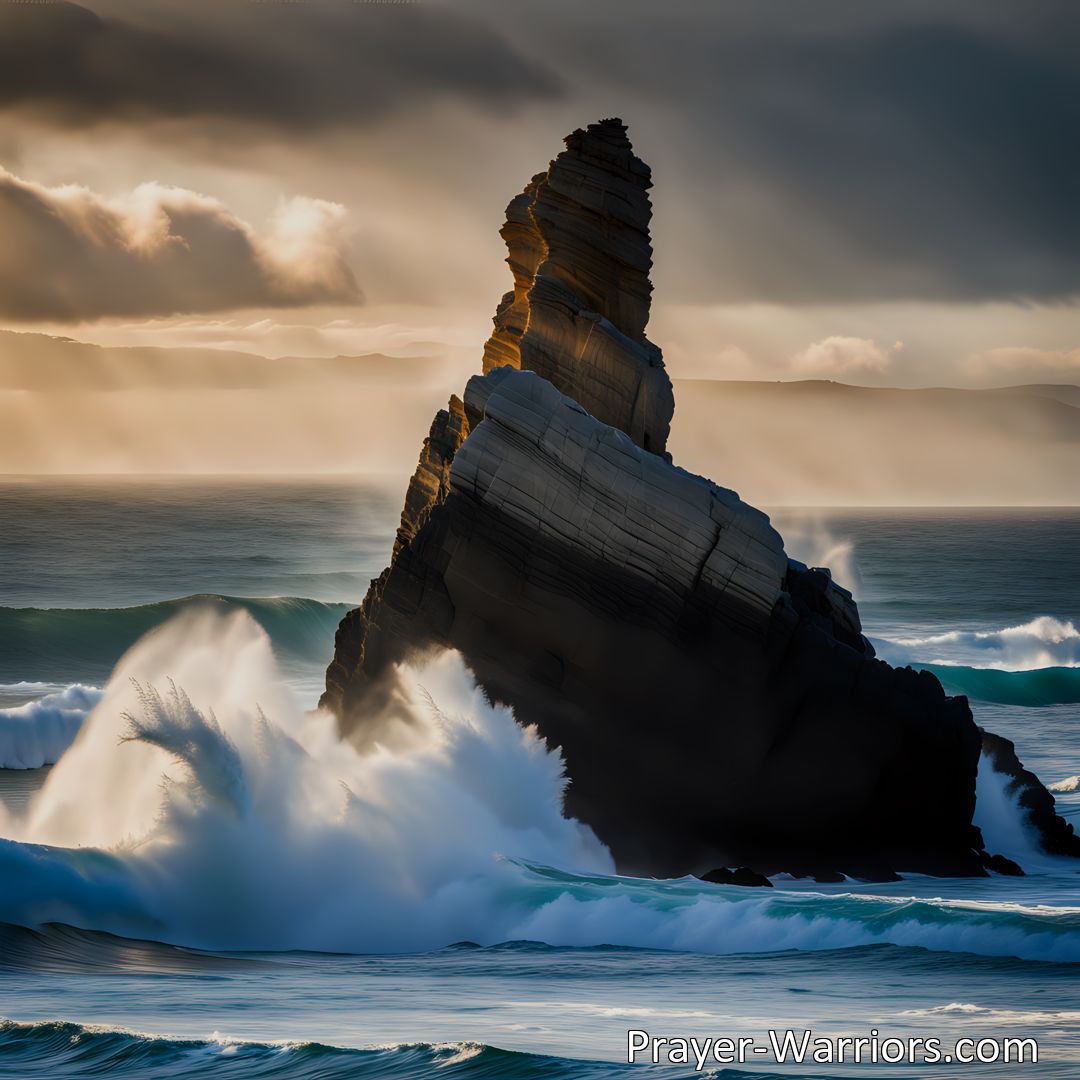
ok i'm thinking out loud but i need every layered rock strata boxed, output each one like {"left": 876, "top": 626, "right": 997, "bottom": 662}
{"left": 480, "top": 120, "right": 674, "bottom": 457}
{"left": 322, "top": 118, "right": 1078, "bottom": 879}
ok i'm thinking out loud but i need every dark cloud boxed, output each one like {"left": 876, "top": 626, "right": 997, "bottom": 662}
{"left": 669, "top": 18, "right": 1080, "bottom": 302}
{"left": 1, "top": 0, "right": 1076, "bottom": 305}
{"left": 0, "top": 168, "right": 360, "bottom": 320}
{"left": 475, "top": 0, "right": 1080, "bottom": 304}
{"left": 0, "top": 0, "right": 560, "bottom": 129}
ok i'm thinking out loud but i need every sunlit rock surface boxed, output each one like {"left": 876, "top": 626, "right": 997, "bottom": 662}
{"left": 480, "top": 119, "right": 674, "bottom": 456}
{"left": 323, "top": 119, "right": 1078, "bottom": 879}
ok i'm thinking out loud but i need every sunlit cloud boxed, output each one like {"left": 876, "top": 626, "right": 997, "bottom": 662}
{"left": 791, "top": 336, "right": 903, "bottom": 377}
{"left": 0, "top": 167, "right": 359, "bottom": 320}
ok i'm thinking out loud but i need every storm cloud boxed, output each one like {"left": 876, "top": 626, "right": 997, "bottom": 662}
{"left": 0, "top": 0, "right": 1076, "bottom": 308}
{"left": 447, "top": 0, "right": 1080, "bottom": 306}
{"left": 0, "top": 168, "right": 360, "bottom": 320}
{"left": 0, "top": 0, "right": 560, "bottom": 130}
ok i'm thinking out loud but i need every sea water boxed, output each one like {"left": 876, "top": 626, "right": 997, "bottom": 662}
{"left": 0, "top": 480, "right": 1077, "bottom": 1078}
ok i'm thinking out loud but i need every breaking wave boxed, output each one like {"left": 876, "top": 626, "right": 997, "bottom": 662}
{"left": 0, "top": 685, "right": 102, "bottom": 769}
{"left": 872, "top": 616, "right": 1080, "bottom": 705}
{"left": 0, "top": 594, "right": 350, "bottom": 685}
{"left": 0, "top": 1021, "right": 703, "bottom": 1080}
{"left": 0, "top": 610, "right": 1077, "bottom": 964}
{"left": 878, "top": 616, "right": 1080, "bottom": 671}
{"left": 973, "top": 753, "right": 1056, "bottom": 870}
{"left": 0, "top": 610, "right": 612, "bottom": 952}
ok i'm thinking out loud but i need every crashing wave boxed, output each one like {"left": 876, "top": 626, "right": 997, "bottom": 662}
{"left": 878, "top": 616, "right": 1080, "bottom": 671}
{"left": 0, "top": 609, "right": 612, "bottom": 951}
{"left": 0, "top": 1022, "right": 588, "bottom": 1080}
{"left": 871, "top": 616, "right": 1080, "bottom": 705}
{"left": 0, "top": 610, "right": 1076, "bottom": 962}
{"left": 0, "top": 685, "right": 101, "bottom": 769}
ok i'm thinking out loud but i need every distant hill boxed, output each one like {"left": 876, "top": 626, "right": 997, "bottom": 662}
{"left": 670, "top": 379, "right": 1080, "bottom": 505}
{"left": 0, "top": 332, "right": 460, "bottom": 474}
{"left": 991, "top": 383, "right": 1080, "bottom": 409}
{"left": 0, "top": 331, "right": 450, "bottom": 390}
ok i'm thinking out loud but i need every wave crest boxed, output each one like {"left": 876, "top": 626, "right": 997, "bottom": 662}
{"left": 879, "top": 616, "right": 1079, "bottom": 671}
{"left": 919, "top": 664, "right": 1080, "bottom": 706}
{"left": 0, "top": 685, "right": 101, "bottom": 769}
{"left": 0, "top": 1021, "right": 597, "bottom": 1080}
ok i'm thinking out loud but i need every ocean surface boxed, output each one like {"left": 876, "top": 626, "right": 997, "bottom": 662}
{"left": 0, "top": 479, "right": 1077, "bottom": 1078}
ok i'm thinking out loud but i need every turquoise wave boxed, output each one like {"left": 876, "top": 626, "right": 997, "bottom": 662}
{"left": 0, "top": 595, "right": 350, "bottom": 685}
{"left": 917, "top": 663, "right": 1080, "bottom": 706}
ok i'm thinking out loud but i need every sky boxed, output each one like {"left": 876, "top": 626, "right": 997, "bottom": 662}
{"left": 0, "top": 0, "right": 1078, "bottom": 496}
{"left": 0, "top": 0, "right": 1076, "bottom": 388}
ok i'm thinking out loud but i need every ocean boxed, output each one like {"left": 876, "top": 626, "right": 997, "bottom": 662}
{"left": 0, "top": 479, "right": 1077, "bottom": 1078}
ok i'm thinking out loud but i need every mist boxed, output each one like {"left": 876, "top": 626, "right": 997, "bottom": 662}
{"left": 669, "top": 380, "right": 1080, "bottom": 506}
{"left": 0, "top": 331, "right": 1076, "bottom": 503}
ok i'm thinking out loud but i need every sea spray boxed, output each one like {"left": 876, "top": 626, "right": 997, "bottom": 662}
{"left": 1, "top": 610, "right": 1078, "bottom": 961}
{"left": 770, "top": 513, "right": 860, "bottom": 597}
{"left": 0, "top": 609, "right": 613, "bottom": 949}
{"left": 973, "top": 754, "right": 1046, "bottom": 868}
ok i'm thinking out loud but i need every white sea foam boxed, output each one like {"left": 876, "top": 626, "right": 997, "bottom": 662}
{"left": 1049, "top": 776, "right": 1079, "bottom": 793}
{"left": 973, "top": 754, "right": 1080, "bottom": 878}
{"left": 880, "top": 616, "right": 1080, "bottom": 670}
{"left": 974, "top": 753, "right": 1046, "bottom": 867}
{"left": 0, "top": 610, "right": 1077, "bottom": 962}
{"left": 899, "top": 1003, "right": 1080, "bottom": 1024}
{"left": 0, "top": 610, "right": 612, "bottom": 950}
{"left": 0, "top": 685, "right": 101, "bottom": 769}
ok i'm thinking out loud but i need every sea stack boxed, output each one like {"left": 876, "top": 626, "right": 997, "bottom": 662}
{"left": 322, "top": 119, "right": 1078, "bottom": 880}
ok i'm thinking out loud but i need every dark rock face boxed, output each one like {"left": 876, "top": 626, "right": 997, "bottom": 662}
{"left": 322, "top": 118, "right": 1078, "bottom": 879}
{"left": 979, "top": 851, "right": 1024, "bottom": 877}
{"left": 700, "top": 867, "right": 773, "bottom": 888}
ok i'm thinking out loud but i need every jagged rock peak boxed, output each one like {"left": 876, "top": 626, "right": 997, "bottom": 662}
{"left": 482, "top": 118, "right": 674, "bottom": 457}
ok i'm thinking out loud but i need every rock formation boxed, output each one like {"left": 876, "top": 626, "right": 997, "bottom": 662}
{"left": 480, "top": 120, "right": 674, "bottom": 457}
{"left": 322, "top": 118, "right": 1079, "bottom": 880}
